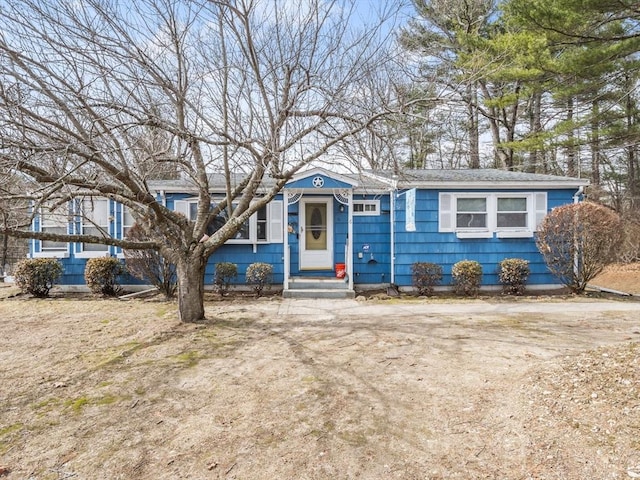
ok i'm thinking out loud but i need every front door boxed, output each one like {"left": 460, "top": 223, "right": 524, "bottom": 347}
{"left": 300, "top": 198, "right": 333, "bottom": 270}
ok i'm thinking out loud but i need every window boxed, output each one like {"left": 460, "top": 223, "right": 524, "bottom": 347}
{"left": 456, "top": 198, "right": 487, "bottom": 229}
{"left": 37, "top": 207, "right": 69, "bottom": 256}
{"left": 353, "top": 200, "right": 380, "bottom": 216}
{"left": 122, "top": 206, "right": 135, "bottom": 239}
{"left": 497, "top": 197, "right": 528, "bottom": 229}
{"left": 439, "top": 192, "right": 547, "bottom": 238}
{"left": 78, "top": 198, "right": 110, "bottom": 255}
{"left": 257, "top": 207, "right": 267, "bottom": 241}
{"left": 174, "top": 198, "right": 283, "bottom": 244}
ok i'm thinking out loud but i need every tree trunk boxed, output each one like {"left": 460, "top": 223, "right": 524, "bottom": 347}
{"left": 591, "top": 100, "right": 601, "bottom": 186}
{"left": 527, "top": 91, "right": 543, "bottom": 173}
{"left": 175, "top": 255, "right": 207, "bottom": 322}
{"left": 625, "top": 88, "right": 640, "bottom": 215}
{"left": 566, "top": 96, "right": 577, "bottom": 177}
{"left": 467, "top": 82, "right": 480, "bottom": 169}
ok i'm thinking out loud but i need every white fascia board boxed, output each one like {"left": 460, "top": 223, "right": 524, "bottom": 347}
{"left": 353, "top": 187, "right": 390, "bottom": 195}
{"left": 400, "top": 180, "right": 590, "bottom": 190}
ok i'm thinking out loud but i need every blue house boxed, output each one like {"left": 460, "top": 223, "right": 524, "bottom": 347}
{"left": 29, "top": 168, "right": 588, "bottom": 295}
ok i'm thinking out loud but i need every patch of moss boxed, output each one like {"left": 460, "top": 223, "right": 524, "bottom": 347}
{"left": 0, "top": 423, "right": 22, "bottom": 438}
{"left": 95, "top": 394, "right": 118, "bottom": 406}
{"left": 171, "top": 350, "right": 202, "bottom": 368}
{"left": 95, "top": 341, "right": 143, "bottom": 368}
{"left": 32, "top": 398, "right": 61, "bottom": 411}
{"left": 63, "top": 394, "right": 122, "bottom": 413}
{"left": 64, "top": 396, "right": 89, "bottom": 413}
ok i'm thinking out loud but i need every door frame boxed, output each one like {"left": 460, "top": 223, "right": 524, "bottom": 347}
{"left": 299, "top": 197, "right": 333, "bottom": 270}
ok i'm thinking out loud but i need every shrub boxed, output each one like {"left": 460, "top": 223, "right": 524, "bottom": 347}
{"left": 14, "top": 258, "right": 63, "bottom": 297}
{"left": 214, "top": 262, "right": 238, "bottom": 296}
{"left": 536, "top": 202, "right": 623, "bottom": 293}
{"left": 245, "top": 262, "right": 273, "bottom": 297}
{"left": 498, "top": 258, "right": 530, "bottom": 295}
{"left": 451, "top": 260, "right": 482, "bottom": 296}
{"left": 123, "top": 223, "right": 177, "bottom": 299}
{"left": 84, "top": 257, "right": 125, "bottom": 296}
{"left": 411, "top": 262, "right": 442, "bottom": 296}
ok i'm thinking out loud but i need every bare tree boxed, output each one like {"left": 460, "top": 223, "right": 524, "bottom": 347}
{"left": 0, "top": 0, "right": 402, "bottom": 322}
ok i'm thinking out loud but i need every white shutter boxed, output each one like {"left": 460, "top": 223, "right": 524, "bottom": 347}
{"left": 173, "top": 200, "right": 190, "bottom": 219}
{"left": 268, "top": 200, "right": 284, "bottom": 243}
{"left": 534, "top": 192, "right": 547, "bottom": 230}
{"left": 439, "top": 193, "right": 454, "bottom": 232}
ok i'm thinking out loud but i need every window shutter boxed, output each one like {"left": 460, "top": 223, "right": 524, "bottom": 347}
{"left": 534, "top": 193, "right": 547, "bottom": 230}
{"left": 439, "top": 193, "right": 454, "bottom": 232}
{"left": 268, "top": 200, "right": 284, "bottom": 243}
{"left": 173, "top": 200, "right": 189, "bottom": 218}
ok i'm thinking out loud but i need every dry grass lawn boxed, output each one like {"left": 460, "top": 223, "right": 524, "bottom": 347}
{"left": 0, "top": 266, "right": 639, "bottom": 479}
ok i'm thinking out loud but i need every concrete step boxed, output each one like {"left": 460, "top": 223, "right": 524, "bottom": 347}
{"left": 287, "top": 277, "right": 348, "bottom": 290}
{"left": 282, "top": 288, "right": 356, "bottom": 299}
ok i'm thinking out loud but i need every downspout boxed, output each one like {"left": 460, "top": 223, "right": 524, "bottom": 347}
{"left": 390, "top": 175, "right": 398, "bottom": 286}
{"left": 283, "top": 189, "right": 289, "bottom": 292}
{"left": 572, "top": 185, "right": 585, "bottom": 286}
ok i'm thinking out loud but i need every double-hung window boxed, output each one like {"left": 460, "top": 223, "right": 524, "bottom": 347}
{"left": 36, "top": 207, "right": 70, "bottom": 257}
{"left": 456, "top": 198, "right": 487, "bottom": 229}
{"left": 497, "top": 197, "right": 528, "bottom": 229}
{"left": 439, "top": 192, "right": 546, "bottom": 238}
{"left": 77, "top": 198, "right": 110, "bottom": 256}
{"left": 122, "top": 206, "right": 135, "bottom": 239}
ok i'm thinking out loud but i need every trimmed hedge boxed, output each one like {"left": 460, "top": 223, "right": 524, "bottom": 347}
{"left": 14, "top": 258, "right": 63, "bottom": 297}
{"left": 451, "top": 260, "right": 482, "bottom": 296}
{"left": 245, "top": 262, "right": 273, "bottom": 297}
{"left": 411, "top": 262, "right": 443, "bottom": 296}
{"left": 214, "top": 262, "right": 238, "bottom": 297}
{"left": 498, "top": 258, "right": 530, "bottom": 295}
{"left": 84, "top": 257, "right": 125, "bottom": 296}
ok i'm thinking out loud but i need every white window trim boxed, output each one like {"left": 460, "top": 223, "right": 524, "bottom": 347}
{"left": 116, "top": 206, "right": 136, "bottom": 258}
{"left": 439, "top": 192, "right": 546, "bottom": 239}
{"left": 37, "top": 207, "right": 71, "bottom": 257}
{"left": 495, "top": 193, "right": 532, "bottom": 236}
{"left": 122, "top": 205, "right": 135, "bottom": 239}
{"left": 33, "top": 251, "right": 70, "bottom": 259}
{"left": 455, "top": 195, "right": 491, "bottom": 233}
{"left": 174, "top": 198, "right": 283, "bottom": 245}
{"left": 353, "top": 199, "right": 380, "bottom": 216}
{"left": 75, "top": 198, "right": 111, "bottom": 258}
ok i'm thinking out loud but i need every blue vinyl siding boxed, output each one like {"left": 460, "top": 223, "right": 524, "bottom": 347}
{"left": 351, "top": 195, "right": 391, "bottom": 285}
{"left": 206, "top": 244, "right": 284, "bottom": 285}
{"left": 392, "top": 188, "right": 578, "bottom": 287}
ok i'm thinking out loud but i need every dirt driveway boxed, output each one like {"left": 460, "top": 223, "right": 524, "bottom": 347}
{"left": 1, "top": 294, "right": 639, "bottom": 479}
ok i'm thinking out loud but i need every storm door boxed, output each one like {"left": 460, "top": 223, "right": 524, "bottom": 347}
{"left": 299, "top": 198, "right": 333, "bottom": 270}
